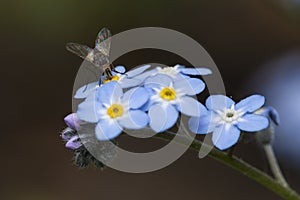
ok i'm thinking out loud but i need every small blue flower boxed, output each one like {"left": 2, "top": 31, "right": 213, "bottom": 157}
{"left": 74, "top": 64, "right": 151, "bottom": 99}
{"left": 135, "top": 64, "right": 212, "bottom": 81}
{"left": 255, "top": 106, "right": 280, "bottom": 125}
{"left": 144, "top": 74, "right": 207, "bottom": 133}
{"left": 77, "top": 81, "right": 149, "bottom": 140}
{"left": 189, "top": 95, "right": 269, "bottom": 150}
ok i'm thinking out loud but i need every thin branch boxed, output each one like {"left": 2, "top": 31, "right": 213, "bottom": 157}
{"left": 154, "top": 131, "right": 300, "bottom": 200}
{"left": 264, "top": 144, "right": 289, "bottom": 187}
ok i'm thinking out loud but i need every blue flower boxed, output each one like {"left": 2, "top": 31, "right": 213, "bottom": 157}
{"left": 77, "top": 81, "right": 149, "bottom": 140}
{"left": 74, "top": 64, "right": 151, "bottom": 99}
{"left": 144, "top": 74, "right": 207, "bottom": 133}
{"left": 135, "top": 64, "right": 212, "bottom": 81}
{"left": 255, "top": 106, "right": 280, "bottom": 125}
{"left": 189, "top": 95, "right": 269, "bottom": 150}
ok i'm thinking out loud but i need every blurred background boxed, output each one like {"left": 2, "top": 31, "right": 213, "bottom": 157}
{"left": 1, "top": 0, "right": 300, "bottom": 199}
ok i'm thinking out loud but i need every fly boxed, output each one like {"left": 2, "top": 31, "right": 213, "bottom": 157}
{"left": 66, "top": 28, "right": 115, "bottom": 80}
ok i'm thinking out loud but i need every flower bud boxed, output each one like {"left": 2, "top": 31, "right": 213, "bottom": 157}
{"left": 64, "top": 113, "right": 80, "bottom": 130}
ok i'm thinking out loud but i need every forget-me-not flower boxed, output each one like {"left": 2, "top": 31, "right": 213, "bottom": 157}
{"left": 74, "top": 64, "right": 151, "bottom": 99}
{"left": 189, "top": 95, "right": 269, "bottom": 150}
{"left": 77, "top": 81, "right": 149, "bottom": 140}
{"left": 144, "top": 74, "right": 207, "bottom": 133}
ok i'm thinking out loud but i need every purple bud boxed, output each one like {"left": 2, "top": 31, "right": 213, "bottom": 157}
{"left": 61, "top": 127, "right": 76, "bottom": 141}
{"left": 65, "top": 136, "right": 82, "bottom": 150}
{"left": 64, "top": 113, "right": 80, "bottom": 130}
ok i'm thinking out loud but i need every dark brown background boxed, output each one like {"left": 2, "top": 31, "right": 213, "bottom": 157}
{"left": 1, "top": 0, "right": 300, "bottom": 199}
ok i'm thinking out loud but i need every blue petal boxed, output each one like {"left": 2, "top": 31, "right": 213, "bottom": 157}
{"left": 237, "top": 114, "right": 269, "bottom": 132}
{"left": 118, "top": 110, "right": 149, "bottom": 129}
{"left": 77, "top": 100, "right": 99, "bottom": 123}
{"left": 123, "top": 87, "right": 149, "bottom": 109}
{"left": 177, "top": 96, "right": 207, "bottom": 117}
{"left": 176, "top": 73, "right": 190, "bottom": 79}
{"left": 149, "top": 104, "right": 178, "bottom": 133}
{"left": 139, "top": 89, "right": 155, "bottom": 111}
{"left": 235, "top": 94, "right": 265, "bottom": 113}
{"left": 126, "top": 64, "right": 151, "bottom": 78}
{"left": 256, "top": 106, "right": 280, "bottom": 125}
{"left": 212, "top": 124, "right": 241, "bottom": 150}
{"left": 131, "top": 68, "right": 157, "bottom": 82}
{"left": 74, "top": 82, "right": 98, "bottom": 99}
{"left": 114, "top": 66, "right": 126, "bottom": 74}
{"left": 97, "top": 81, "right": 123, "bottom": 105}
{"left": 174, "top": 78, "right": 205, "bottom": 95}
{"left": 144, "top": 74, "right": 172, "bottom": 88}
{"left": 95, "top": 120, "right": 122, "bottom": 140}
{"left": 206, "top": 95, "right": 235, "bottom": 111}
{"left": 188, "top": 112, "right": 217, "bottom": 134}
{"left": 119, "top": 77, "right": 143, "bottom": 88}
{"left": 65, "top": 136, "right": 82, "bottom": 150}
{"left": 174, "top": 64, "right": 184, "bottom": 69}
{"left": 180, "top": 67, "right": 212, "bottom": 76}
{"left": 84, "top": 86, "right": 98, "bottom": 102}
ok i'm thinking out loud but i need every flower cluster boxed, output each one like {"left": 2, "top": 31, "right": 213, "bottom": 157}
{"left": 75, "top": 64, "right": 210, "bottom": 139}
{"left": 64, "top": 64, "right": 277, "bottom": 152}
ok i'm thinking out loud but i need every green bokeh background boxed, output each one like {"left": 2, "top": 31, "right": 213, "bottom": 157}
{"left": 1, "top": 0, "right": 300, "bottom": 199}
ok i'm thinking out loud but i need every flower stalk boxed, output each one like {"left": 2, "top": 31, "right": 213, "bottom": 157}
{"left": 154, "top": 131, "right": 300, "bottom": 200}
{"left": 264, "top": 144, "right": 289, "bottom": 187}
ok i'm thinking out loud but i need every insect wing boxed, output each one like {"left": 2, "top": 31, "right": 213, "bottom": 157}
{"left": 95, "top": 27, "right": 111, "bottom": 56}
{"left": 66, "top": 42, "right": 94, "bottom": 62}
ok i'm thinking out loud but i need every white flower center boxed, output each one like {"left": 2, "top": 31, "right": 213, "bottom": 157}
{"left": 220, "top": 109, "right": 240, "bottom": 123}
{"left": 157, "top": 67, "right": 179, "bottom": 77}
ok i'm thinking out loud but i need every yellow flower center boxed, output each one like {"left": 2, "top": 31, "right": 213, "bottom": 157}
{"left": 103, "top": 75, "right": 120, "bottom": 84}
{"left": 160, "top": 87, "right": 176, "bottom": 101}
{"left": 107, "top": 104, "right": 124, "bottom": 118}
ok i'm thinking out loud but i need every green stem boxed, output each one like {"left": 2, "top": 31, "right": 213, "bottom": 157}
{"left": 154, "top": 131, "right": 300, "bottom": 200}
{"left": 227, "top": 145, "right": 235, "bottom": 158}
{"left": 264, "top": 144, "right": 289, "bottom": 187}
